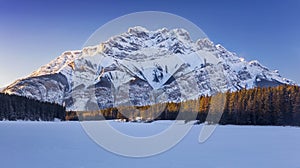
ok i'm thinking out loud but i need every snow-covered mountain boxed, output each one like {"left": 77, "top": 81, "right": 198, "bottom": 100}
{"left": 3, "top": 26, "right": 294, "bottom": 110}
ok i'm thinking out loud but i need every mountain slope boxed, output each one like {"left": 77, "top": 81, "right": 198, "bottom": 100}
{"left": 3, "top": 26, "right": 294, "bottom": 110}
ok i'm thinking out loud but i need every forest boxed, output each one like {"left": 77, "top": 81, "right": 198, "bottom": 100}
{"left": 68, "top": 85, "right": 300, "bottom": 126}
{"left": 0, "top": 93, "right": 65, "bottom": 121}
{"left": 1, "top": 85, "right": 300, "bottom": 126}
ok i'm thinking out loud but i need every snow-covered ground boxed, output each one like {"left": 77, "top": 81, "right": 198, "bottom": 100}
{"left": 0, "top": 121, "right": 300, "bottom": 168}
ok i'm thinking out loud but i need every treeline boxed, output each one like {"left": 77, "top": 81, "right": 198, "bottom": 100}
{"left": 0, "top": 93, "right": 65, "bottom": 121}
{"left": 68, "top": 85, "right": 300, "bottom": 126}
{"left": 221, "top": 84, "right": 300, "bottom": 126}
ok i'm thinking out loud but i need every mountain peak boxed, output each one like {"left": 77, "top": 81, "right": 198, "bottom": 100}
{"left": 128, "top": 26, "right": 150, "bottom": 34}
{"left": 2, "top": 27, "right": 295, "bottom": 110}
{"left": 99, "top": 27, "right": 195, "bottom": 59}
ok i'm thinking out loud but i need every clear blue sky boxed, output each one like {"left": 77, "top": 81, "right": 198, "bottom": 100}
{"left": 0, "top": 0, "right": 299, "bottom": 87}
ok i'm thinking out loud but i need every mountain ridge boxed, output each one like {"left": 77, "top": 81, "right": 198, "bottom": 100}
{"left": 3, "top": 26, "right": 295, "bottom": 111}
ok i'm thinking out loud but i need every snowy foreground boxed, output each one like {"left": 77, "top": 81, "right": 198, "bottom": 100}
{"left": 1, "top": 121, "right": 300, "bottom": 168}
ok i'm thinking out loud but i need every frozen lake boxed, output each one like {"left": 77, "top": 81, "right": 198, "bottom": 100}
{"left": 0, "top": 121, "right": 300, "bottom": 168}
